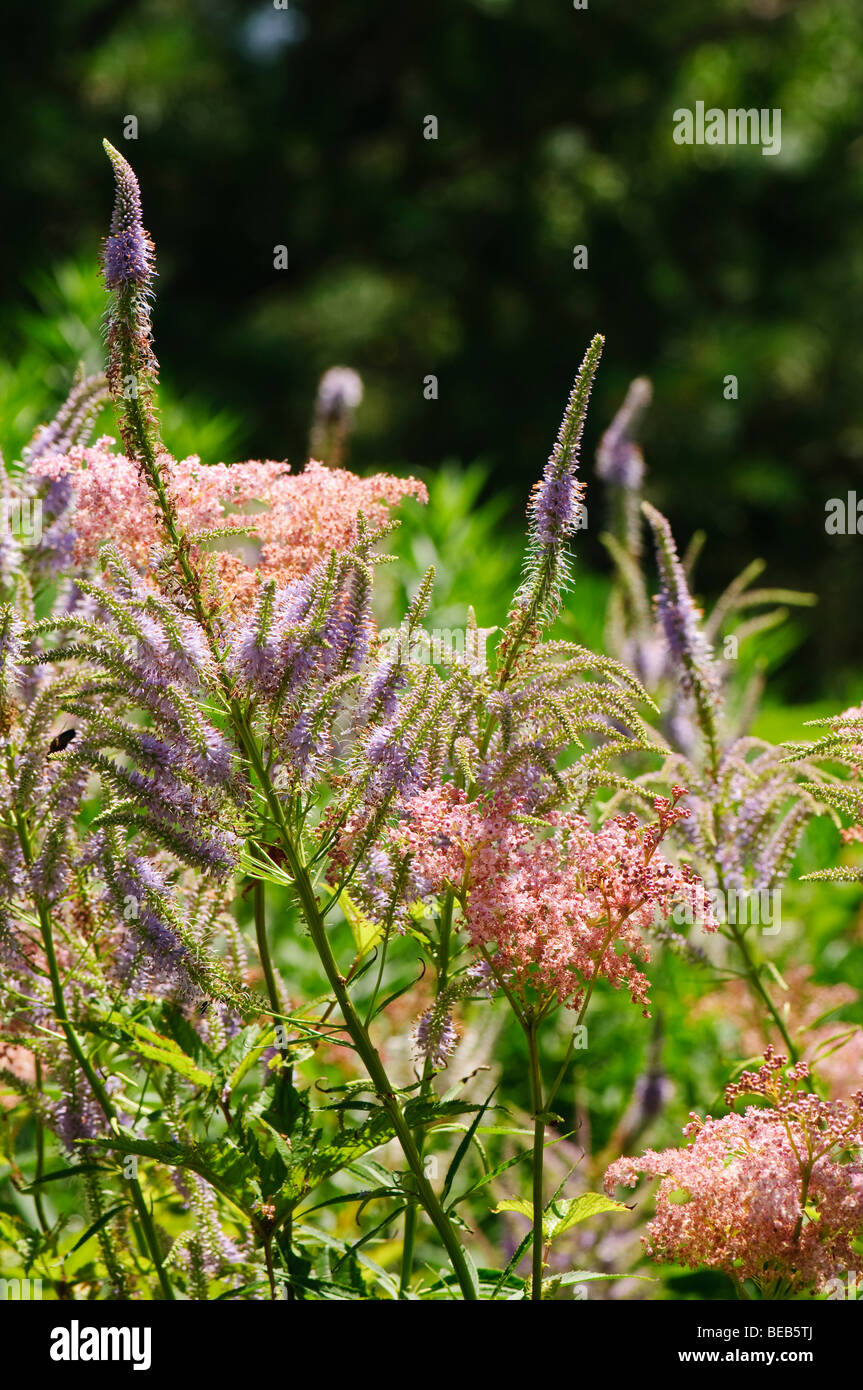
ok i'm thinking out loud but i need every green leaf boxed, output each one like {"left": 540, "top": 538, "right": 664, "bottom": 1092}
{"left": 489, "top": 1228, "right": 534, "bottom": 1298}
{"left": 336, "top": 885, "right": 384, "bottom": 957}
{"left": 460, "top": 1244, "right": 481, "bottom": 1301}
{"left": 448, "top": 1141, "right": 537, "bottom": 1208}
{"left": 160, "top": 1003, "right": 214, "bottom": 1067}
{"left": 90, "top": 1016, "right": 213, "bottom": 1088}
{"left": 23, "top": 1162, "right": 109, "bottom": 1189}
{"left": 545, "top": 1192, "right": 630, "bottom": 1238}
{"left": 241, "top": 1112, "right": 296, "bottom": 1203}
{"left": 69, "top": 1201, "right": 130, "bottom": 1254}
{"left": 0, "top": 1211, "right": 35, "bottom": 1260}
{"left": 475, "top": 1126, "right": 534, "bottom": 1138}
{"left": 227, "top": 1026, "right": 277, "bottom": 1091}
{"left": 764, "top": 960, "right": 789, "bottom": 993}
{"left": 238, "top": 846, "right": 295, "bottom": 888}
{"left": 494, "top": 1197, "right": 534, "bottom": 1220}
{"left": 442, "top": 1091, "right": 495, "bottom": 1203}
{"left": 495, "top": 1191, "right": 629, "bottom": 1240}
{"left": 92, "top": 1134, "right": 259, "bottom": 1220}
{"left": 544, "top": 1271, "right": 653, "bottom": 1289}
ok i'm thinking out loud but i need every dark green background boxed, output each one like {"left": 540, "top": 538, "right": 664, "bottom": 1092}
{"left": 3, "top": 0, "right": 863, "bottom": 693}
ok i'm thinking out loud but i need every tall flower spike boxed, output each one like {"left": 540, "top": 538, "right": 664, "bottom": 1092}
{"left": 102, "top": 141, "right": 156, "bottom": 293}
{"left": 596, "top": 375, "right": 652, "bottom": 558}
{"left": 101, "top": 140, "right": 164, "bottom": 489}
{"left": 514, "top": 334, "right": 603, "bottom": 629}
{"left": 23, "top": 369, "right": 110, "bottom": 468}
{"left": 596, "top": 377, "right": 652, "bottom": 493}
{"left": 642, "top": 501, "right": 721, "bottom": 774}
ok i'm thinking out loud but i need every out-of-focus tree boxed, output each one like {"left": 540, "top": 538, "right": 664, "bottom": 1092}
{"left": 2, "top": 0, "right": 863, "bottom": 692}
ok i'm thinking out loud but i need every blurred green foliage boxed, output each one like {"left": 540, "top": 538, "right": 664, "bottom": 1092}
{"left": 3, "top": 0, "right": 863, "bottom": 697}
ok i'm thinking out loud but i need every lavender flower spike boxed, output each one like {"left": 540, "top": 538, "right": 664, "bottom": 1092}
{"left": 515, "top": 334, "right": 604, "bottom": 626}
{"left": 413, "top": 1001, "right": 459, "bottom": 1070}
{"left": 642, "top": 500, "right": 721, "bottom": 772}
{"left": 596, "top": 376, "right": 652, "bottom": 492}
{"left": 23, "top": 369, "right": 110, "bottom": 468}
{"left": 529, "top": 334, "right": 603, "bottom": 546}
{"left": 102, "top": 140, "right": 156, "bottom": 293}
{"left": 101, "top": 140, "right": 162, "bottom": 479}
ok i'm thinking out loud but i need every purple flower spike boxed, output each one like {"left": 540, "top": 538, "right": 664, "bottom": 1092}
{"left": 413, "top": 1003, "right": 458, "bottom": 1070}
{"left": 515, "top": 334, "right": 604, "bottom": 626}
{"left": 102, "top": 140, "right": 155, "bottom": 292}
{"left": 596, "top": 377, "right": 652, "bottom": 492}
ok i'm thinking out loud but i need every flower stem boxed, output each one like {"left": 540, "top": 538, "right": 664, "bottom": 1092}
{"left": 253, "top": 878, "right": 281, "bottom": 1015}
{"left": 525, "top": 1019, "right": 545, "bottom": 1300}
{"left": 33, "top": 1059, "right": 49, "bottom": 1234}
{"left": 231, "top": 707, "right": 478, "bottom": 1300}
{"left": 712, "top": 822, "right": 797, "bottom": 1062}
{"left": 399, "top": 892, "right": 454, "bottom": 1297}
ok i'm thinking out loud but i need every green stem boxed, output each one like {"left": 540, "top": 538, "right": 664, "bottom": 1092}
{"left": 399, "top": 892, "right": 455, "bottom": 1297}
{"left": 252, "top": 879, "right": 299, "bottom": 1298}
{"left": 253, "top": 878, "right": 281, "bottom": 1015}
{"left": 33, "top": 1059, "right": 49, "bottom": 1234}
{"left": 726, "top": 919, "right": 797, "bottom": 1061}
{"left": 398, "top": 1074, "right": 425, "bottom": 1299}
{"left": 526, "top": 1019, "right": 545, "bottom": 1301}
{"left": 232, "top": 710, "right": 478, "bottom": 1300}
{"left": 711, "top": 840, "right": 797, "bottom": 1063}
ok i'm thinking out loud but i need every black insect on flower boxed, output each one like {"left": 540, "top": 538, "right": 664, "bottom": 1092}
{"left": 47, "top": 728, "right": 77, "bottom": 757}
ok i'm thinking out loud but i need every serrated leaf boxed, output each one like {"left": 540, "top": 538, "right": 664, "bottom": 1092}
{"left": 442, "top": 1091, "right": 495, "bottom": 1203}
{"left": 24, "top": 1162, "right": 108, "bottom": 1189}
{"left": 546, "top": 1192, "right": 630, "bottom": 1238}
{"left": 227, "top": 1027, "right": 277, "bottom": 1091}
{"left": 90, "top": 1016, "right": 213, "bottom": 1088}
{"left": 92, "top": 1134, "right": 259, "bottom": 1220}
{"left": 335, "top": 885, "right": 384, "bottom": 957}
{"left": 494, "top": 1197, "right": 534, "bottom": 1220}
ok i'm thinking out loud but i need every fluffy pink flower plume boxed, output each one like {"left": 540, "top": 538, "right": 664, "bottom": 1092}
{"left": 605, "top": 1047, "right": 863, "bottom": 1294}
{"left": 395, "top": 785, "right": 716, "bottom": 1014}
{"left": 34, "top": 439, "right": 427, "bottom": 607}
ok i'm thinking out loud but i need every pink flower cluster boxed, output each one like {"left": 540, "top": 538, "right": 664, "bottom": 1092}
{"left": 605, "top": 1048, "right": 863, "bottom": 1294}
{"left": 395, "top": 786, "right": 716, "bottom": 1013}
{"left": 34, "top": 440, "right": 427, "bottom": 608}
